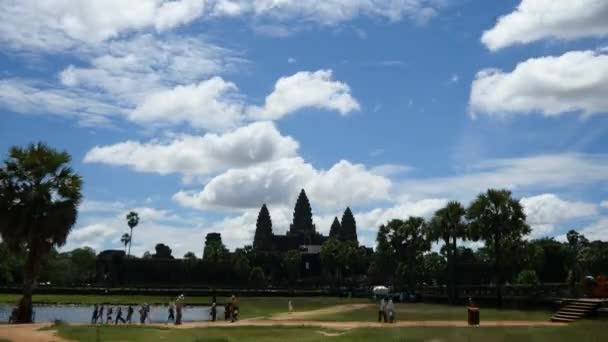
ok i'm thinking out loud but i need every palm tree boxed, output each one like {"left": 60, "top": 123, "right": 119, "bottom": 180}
{"left": 126, "top": 211, "right": 139, "bottom": 257}
{"left": 120, "top": 233, "right": 131, "bottom": 253}
{"left": 466, "top": 189, "right": 530, "bottom": 308}
{"left": 0, "top": 143, "right": 82, "bottom": 322}
{"left": 427, "top": 201, "right": 467, "bottom": 304}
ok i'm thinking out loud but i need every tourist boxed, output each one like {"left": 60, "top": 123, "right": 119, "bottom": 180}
{"left": 224, "top": 303, "right": 231, "bottom": 321}
{"left": 175, "top": 304, "right": 182, "bottom": 325}
{"left": 126, "top": 305, "right": 134, "bottom": 324}
{"left": 115, "top": 307, "right": 126, "bottom": 324}
{"left": 8, "top": 306, "right": 17, "bottom": 324}
{"left": 139, "top": 305, "right": 147, "bottom": 324}
{"left": 231, "top": 305, "right": 239, "bottom": 323}
{"left": 378, "top": 298, "right": 387, "bottom": 323}
{"left": 167, "top": 302, "right": 175, "bottom": 323}
{"left": 106, "top": 306, "right": 113, "bottom": 324}
{"left": 99, "top": 305, "right": 105, "bottom": 324}
{"left": 145, "top": 303, "right": 151, "bottom": 323}
{"left": 387, "top": 299, "right": 395, "bottom": 323}
{"left": 288, "top": 300, "right": 293, "bottom": 314}
{"left": 210, "top": 302, "right": 217, "bottom": 322}
{"left": 91, "top": 304, "right": 99, "bottom": 324}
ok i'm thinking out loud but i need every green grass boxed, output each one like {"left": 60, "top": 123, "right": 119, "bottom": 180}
{"left": 53, "top": 321, "right": 606, "bottom": 342}
{"left": 315, "top": 303, "right": 551, "bottom": 322}
{"left": 0, "top": 339, "right": 12, "bottom": 342}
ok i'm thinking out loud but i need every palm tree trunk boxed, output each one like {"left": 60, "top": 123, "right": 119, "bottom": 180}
{"left": 16, "top": 242, "right": 43, "bottom": 323}
{"left": 494, "top": 237, "right": 503, "bottom": 309}
{"left": 128, "top": 227, "right": 133, "bottom": 257}
{"left": 452, "top": 235, "right": 459, "bottom": 303}
{"left": 445, "top": 237, "right": 454, "bottom": 304}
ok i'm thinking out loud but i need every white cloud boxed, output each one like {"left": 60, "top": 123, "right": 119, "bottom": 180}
{"left": 482, "top": 0, "right": 608, "bottom": 51}
{"left": 470, "top": 51, "right": 608, "bottom": 117}
{"left": 578, "top": 218, "right": 608, "bottom": 242}
{"left": 399, "top": 154, "right": 608, "bottom": 200}
{"left": 248, "top": 70, "right": 360, "bottom": 120}
{"left": 84, "top": 121, "right": 298, "bottom": 179}
{"left": 129, "top": 77, "right": 245, "bottom": 131}
{"left": 174, "top": 158, "right": 391, "bottom": 212}
{"left": 370, "top": 164, "right": 412, "bottom": 177}
{"left": 521, "top": 194, "right": 598, "bottom": 238}
{"left": 80, "top": 200, "right": 127, "bottom": 214}
{"left": 0, "top": 0, "right": 441, "bottom": 51}
{"left": 450, "top": 73, "right": 459, "bottom": 84}
{"left": 287, "top": 57, "right": 297, "bottom": 64}
{"left": 601, "top": 200, "right": 608, "bottom": 208}
{"left": 0, "top": 78, "right": 123, "bottom": 127}
{"left": 355, "top": 198, "right": 447, "bottom": 233}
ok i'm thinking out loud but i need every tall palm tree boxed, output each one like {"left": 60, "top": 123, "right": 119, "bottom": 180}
{"left": 120, "top": 233, "right": 131, "bottom": 253}
{"left": 467, "top": 189, "right": 530, "bottom": 308}
{"left": 428, "top": 201, "right": 467, "bottom": 304}
{"left": 126, "top": 211, "right": 139, "bottom": 257}
{"left": 0, "top": 143, "right": 82, "bottom": 322}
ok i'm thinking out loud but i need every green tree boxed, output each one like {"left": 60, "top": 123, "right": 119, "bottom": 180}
{"left": 69, "top": 247, "right": 96, "bottom": 284}
{"left": 183, "top": 251, "right": 197, "bottom": 260}
{"left": 120, "top": 233, "right": 131, "bottom": 253}
{"left": 126, "top": 211, "right": 139, "bottom": 257}
{"left": 282, "top": 250, "right": 302, "bottom": 286}
{"left": 253, "top": 204, "right": 273, "bottom": 250}
{"left": 232, "top": 249, "right": 251, "bottom": 283}
{"left": 340, "top": 207, "right": 358, "bottom": 243}
{"left": 329, "top": 217, "right": 341, "bottom": 240}
{"left": 466, "top": 189, "right": 530, "bottom": 308}
{"left": 320, "top": 238, "right": 341, "bottom": 282}
{"left": 153, "top": 243, "right": 173, "bottom": 259}
{"left": 369, "top": 224, "right": 397, "bottom": 284}
{"left": 427, "top": 201, "right": 467, "bottom": 304}
{"left": 389, "top": 217, "right": 430, "bottom": 288}
{"left": 422, "top": 252, "right": 446, "bottom": 286}
{"left": 0, "top": 143, "right": 82, "bottom": 322}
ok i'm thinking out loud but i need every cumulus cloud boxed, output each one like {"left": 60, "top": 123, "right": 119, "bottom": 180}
{"left": 84, "top": 121, "right": 298, "bottom": 179}
{"left": 469, "top": 51, "right": 608, "bottom": 117}
{"left": 129, "top": 77, "right": 245, "bottom": 131}
{"left": 578, "top": 218, "right": 608, "bottom": 241}
{"left": 482, "top": 0, "right": 608, "bottom": 51}
{"left": 174, "top": 158, "right": 391, "bottom": 212}
{"left": 521, "top": 194, "right": 598, "bottom": 238}
{"left": 247, "top": 70, "right": 360, "bottom": 120}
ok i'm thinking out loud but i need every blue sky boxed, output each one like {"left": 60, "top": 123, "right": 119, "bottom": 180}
{"left": 1, "top": 0, "right": 607, "bottom": 257}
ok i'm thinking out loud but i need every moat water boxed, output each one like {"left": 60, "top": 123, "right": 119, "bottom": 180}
{"left": 0, "top": 304, "right": 224, "bottom": 323}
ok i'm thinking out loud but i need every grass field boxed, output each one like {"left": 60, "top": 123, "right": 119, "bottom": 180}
{"left": 51, "top": 322, "right": 606, "bottom": 341}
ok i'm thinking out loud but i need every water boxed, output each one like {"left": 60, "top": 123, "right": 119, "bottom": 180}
{"left": 0, "top": 304, "right": 225, "bottom": 324}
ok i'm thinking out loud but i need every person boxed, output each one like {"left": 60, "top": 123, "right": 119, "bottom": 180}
{"left": 288, "top": 300, "right": 293, "bottom": 314}
{"left": 387, "top": 299, "right": 395, "bottom": 323}
{"left": 8, "top": 306, "right": 18, "bottom": 324}
{"left": 378, "top": 298, "right": 387, "bottom": 323}
{"left": 98, "top": 305, "right": 105, "bottom": 324}
{"left": 115, "top": 307, "right": 126, "bottom": 324}
{"left": 145, "top": 303, "right": 151, "bottom": 323}
{"left": 175, "top": 304, "right": 182, "bottom": 325}
{"left": 106, "top": 306, "right": 113, "bottom": 324}
{"left": 167, "top": 303, "right": 175, "bottom": 324}
{"left": 231, "top": 305, "right": 239, "bottom": 323}
{"left": 126, "top": 305, "right": 134, "bottom": 324}
{"left": 224, "top": 303, "right": 231, "bottom": 321}
{"left": 91, "top": 304, "right": 99, "bottom": 324}
{"left": 210, "top": 302, "right": 217, "bottom": 322}
{"left": 139, "top": 305, "right": 147, "bottom": 324}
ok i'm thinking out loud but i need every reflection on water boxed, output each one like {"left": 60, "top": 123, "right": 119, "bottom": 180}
{"left": 0, "top": 304, "right": 224, "bottom": 323}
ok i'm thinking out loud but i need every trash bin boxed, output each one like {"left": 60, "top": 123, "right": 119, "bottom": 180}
{"left": 467, "top": 307, "right": 480, "bottom": 326}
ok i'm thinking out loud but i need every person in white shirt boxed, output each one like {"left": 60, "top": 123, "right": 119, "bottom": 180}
{"left": 387, "top": 299, "right": 395, "bottom": 323}
{"left": 378, "top": 298, "right": 387, "bottom": 323}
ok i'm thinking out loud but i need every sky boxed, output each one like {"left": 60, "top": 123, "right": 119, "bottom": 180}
{"left": 0, "top": 0, "right": 607, "bottom": 258}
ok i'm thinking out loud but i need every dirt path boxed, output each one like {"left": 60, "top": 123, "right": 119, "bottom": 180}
{"left": 0, "top": 323, "right": 74, "bottom": 342}
{"left": 270, "top": 304, "right": 372, "bottom": 320}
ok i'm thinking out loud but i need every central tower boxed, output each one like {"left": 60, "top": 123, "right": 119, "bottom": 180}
{"left": 288, "top": 189, "right": 316, "bottom": 242}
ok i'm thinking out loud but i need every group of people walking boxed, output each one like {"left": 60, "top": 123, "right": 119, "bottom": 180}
{"left": 378, "top": 298, "right": 396, "bottom": 323}
{"left": 91, "top": 294, "right": 186, "bottom": 325}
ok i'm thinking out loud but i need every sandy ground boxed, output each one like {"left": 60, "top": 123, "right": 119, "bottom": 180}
{"left": 0, "top": 304, "right": 566, "bottom": 342}
{"left": 269, "top": 303, "right": 372, "bottom": 320}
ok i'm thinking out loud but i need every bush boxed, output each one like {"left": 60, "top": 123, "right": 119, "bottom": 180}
{"left": 249, "top": 267, "right": 267, "bottom": 288}
{"left": 515, "top": 269, "right": 540, "bottom": 285}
